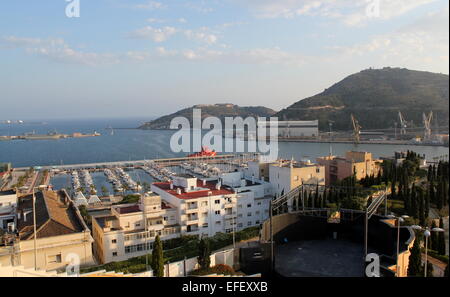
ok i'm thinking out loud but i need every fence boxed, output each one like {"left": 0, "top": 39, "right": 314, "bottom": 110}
{"left": 157, "top": 248, "right": 235, "bottom": 277}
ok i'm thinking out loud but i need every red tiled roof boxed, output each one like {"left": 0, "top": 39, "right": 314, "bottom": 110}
{"left": 153, "top": 180, "right": 234, "bottom": 200}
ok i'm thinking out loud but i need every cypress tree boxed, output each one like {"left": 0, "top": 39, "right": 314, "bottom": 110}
{"left": 425, "top": 190, "right": 430, "bottom": 219}
{"left": 436, "top": 178, "right": 443, "bottom": 210}
{"left": 198, "top": 237, "right": 211, "bottom": 270}
{"left": 418, "top": 189, "right": 425, "bottom": 227}
{"left": 408, "top": 235, "right": 422, "bottom": 277}
{"left": 438, "top": 217, "right": 446, "bottom": 255}
{"left": 430, "top": 220, "right": 438, "bottom": 252}
{"left": 410, "top": 184, "right": 417, "bottom": 218}
{"left": 151, "top": 235, "right": 164, "bottom": 277}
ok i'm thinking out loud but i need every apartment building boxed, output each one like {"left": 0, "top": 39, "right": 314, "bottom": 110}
{"left": 0, "top": 190, "right": 16, "bottom": 231}
{"left": 317, "top": 151, "right": 383, "bottom": 185}
{"left": 218, "top": 171, "right": 272, "bottom": 230}
{"left": 0, "top": 190, "right": 94, "bottom": 271}
{"left": 151, "top": 175, "right": 238, "bottom": 238}
{"left": 92, "top": 192, "right": 179, "bottom": 264}
{"left": 267, "top": 160, "right": 325, "bottom": 197}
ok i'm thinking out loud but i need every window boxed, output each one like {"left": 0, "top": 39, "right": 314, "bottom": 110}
{"left": 247, "top": 203, "right": 252, "bottom": 208}
{"left": 215, "top": 221, "right": 221, "bottom": 225}
{"left": 257, "top": 202, "right": 261, "bottom": 206}
{"left": 238, "top": 204, "right": 242, "bottom": 209}
{"left": 247, "top": 212, "right": 252, "bottom": 217}
{"left": 111, "top": 239, "right": 117, "bottom": 244}
{"left": 215, "top": 199, "right": 220, "bottom": 204}
{"left": 112, "top": 252, "right": 117, "bottom": 257}
{"left": 255, "top": 211, "right": 260, "bottom": 215}
{"left": 163, "top": 216, "right": 168, "bottom": 221}
{"left": 202, "top": 223, "right": 208, "bottom": 228}
{"left": 238, "top": 214, "right": 243, "bottom": 218}
{"left": 215, "top": 210, "right": 221, "bottom": 215}
{"left": 316, "top": 168, "right": 320, "bottom": 173}
{"left": 47, "top": 254, "right": 62, "bottom": 264}
{"left": 256, "top": 220, "right": 260, "bottom": 224}
{"left": 238, "top": 223, "right": 243, "bottom": 228}
{"left": 247, "top": 221, "right": 252, "bottom": 226}
{"left": 201, "top": 201, "right": 208, "bottom": 207}
{"left": 134, "top": 222, "right": 141, "bottom": 228}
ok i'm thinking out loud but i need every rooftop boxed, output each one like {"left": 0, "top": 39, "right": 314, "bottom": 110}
{"left": 17, "top": 190, "right": 85, "bottom": 240}
{"left": 153, "top": 180, "right": 234, "bottom": 199}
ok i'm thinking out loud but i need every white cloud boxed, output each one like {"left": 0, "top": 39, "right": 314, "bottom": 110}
{"left": 184, "top": 29, "right": 218, "bottom": 45}
{"left": 146, "top": 18, "right": 166, "bottom": 24}
{"left": 1, "top": 36, "right": 118, "bottom": 66}
{"left": 134, "top": 1, "right": 165, "bottom": 10}
{"left": 241, "top": 0, "right": 437, "bottom": 26}
{"left": 330, "top": 8, "right": 449, "bottom": 70}
{"left": 127, "top": 26, "right": 178, "bottom": 42}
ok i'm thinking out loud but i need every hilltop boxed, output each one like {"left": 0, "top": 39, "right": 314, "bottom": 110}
{"left": 276, "top": 68, "right": 449, "bottom": 131}
{"left": 139, "top": 104, "right": 276, "bottom": 130}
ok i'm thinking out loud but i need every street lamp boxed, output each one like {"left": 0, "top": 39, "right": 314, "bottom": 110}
{"left": 410, "top": 225, "right": 445, "bottom": 277}
{"left": 32, "top": 185, "right": 47, "bottom": 271}
{"left": 387, "top": 214, "right": 409, "bottom": 277}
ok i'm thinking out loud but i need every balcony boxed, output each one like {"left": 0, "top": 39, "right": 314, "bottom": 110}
{"left": 224, "top": 212, "right": 237, "bottom": 220}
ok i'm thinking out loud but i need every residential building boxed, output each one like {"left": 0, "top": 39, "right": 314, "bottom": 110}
{"left": 92, "top": 192, "right": 179, "bottom": 264}
{"left": 0, "top": 190, "right": 94, "bottom": 271}
{"left": 268, "top": 159, "right": 325, "bottom": 197}
{"left": 317, "top": 151, "right": 383, "bottom": 185}
{"left": 0, "top": 190, "right": 16, "bottom": 231}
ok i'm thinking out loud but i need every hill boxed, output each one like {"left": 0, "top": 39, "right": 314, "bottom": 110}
{"left": 139, "top": 104, "right": 277, "bottom": 129}
{"left": 275, "top": 67, "right": 449, "bottom": 131}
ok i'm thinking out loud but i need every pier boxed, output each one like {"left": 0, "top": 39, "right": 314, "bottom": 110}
{"left": 16, "top": 153, "right": 260, "bottom": 171}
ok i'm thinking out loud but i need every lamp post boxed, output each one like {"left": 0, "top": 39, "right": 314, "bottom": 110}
{"left": 387, "top": 214, "right": 409, "bottom": 277}
{"left": 410, "top": 225, "right": 445, "bottom": 277}
{"left": 32, "top": 185, "right": 46, "bottom": 271}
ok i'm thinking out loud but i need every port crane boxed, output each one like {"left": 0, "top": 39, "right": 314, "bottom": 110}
{"left": 398, "top": 111, "right": 408, "bottom": 135}
{"left": 423, "top": 111, "right": 433, "bottom": 141}
{"left": 351, "top": 114, "right": 361, "bottom": 144}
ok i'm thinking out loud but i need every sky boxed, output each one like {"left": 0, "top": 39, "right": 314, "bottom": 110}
{"left": 0, "top": 0, "right": 449, "bottom": 120}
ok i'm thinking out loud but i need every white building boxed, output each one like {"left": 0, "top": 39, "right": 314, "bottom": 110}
{"left": 258, "top": 120, "right": 319, "bottom": 138}
{"left": 92, "top": 192, "right": 179, "bottom": 264}
{"left": 0, "top": 190, "right": 17, "bottom": 231}
{"left": 244, "top": 158, "right": 325, "bottom": 197}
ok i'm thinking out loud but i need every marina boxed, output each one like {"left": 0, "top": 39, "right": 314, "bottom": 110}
{"left": 48, "top": 154, "right": 258, "bottom": 198}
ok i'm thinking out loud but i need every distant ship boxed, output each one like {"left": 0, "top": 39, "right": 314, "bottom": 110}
{"left": 187, "top": 146, "right": 217, "bottom": 158}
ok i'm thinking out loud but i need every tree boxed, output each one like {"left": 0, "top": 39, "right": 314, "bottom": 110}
{"left": 430, "top": 221, "right": 438, "bottom": 252}
{"left": 197, "top": 237, "right": 211, "bottom": 270}
{"left": 408, "top": 235, "right": 422, "bottom": 277}
{"left": 151, "top": 235, "right": 164, "bottom": 277}
{"left": 438, "top": 218, "right": 446, "bottom": 255}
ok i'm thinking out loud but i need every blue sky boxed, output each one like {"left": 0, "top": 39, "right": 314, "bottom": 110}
{"left": 0, "top": 0, "right": 449, "bottom": 120}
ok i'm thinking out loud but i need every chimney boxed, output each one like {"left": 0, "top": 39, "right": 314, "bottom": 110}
{"left": 170, "top": 183, "right": 174, "bottom": 190}
{"left": 176, "top": 188, "right": 182, "bottom": 195}
{"left": 203, "top": 180, "right": 207, "bottom": 186}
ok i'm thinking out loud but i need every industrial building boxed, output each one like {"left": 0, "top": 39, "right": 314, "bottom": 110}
{"left": 258, "top": 120, "right": 319, "bottom": 138}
